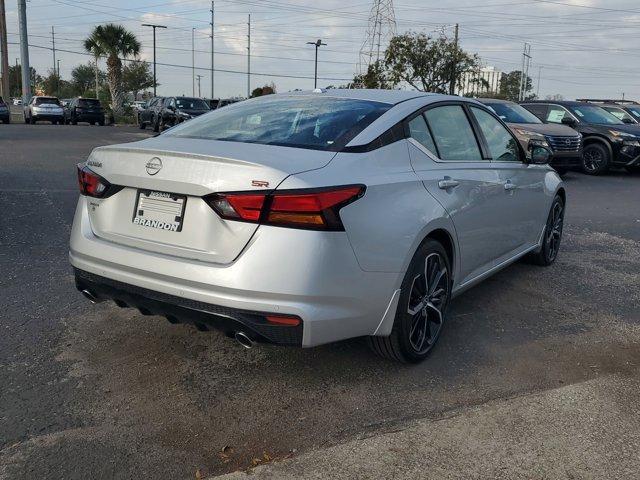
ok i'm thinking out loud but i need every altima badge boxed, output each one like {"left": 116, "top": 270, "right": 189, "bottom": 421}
{"left": 145, "top": 157, "right": 163, "bottom": 175}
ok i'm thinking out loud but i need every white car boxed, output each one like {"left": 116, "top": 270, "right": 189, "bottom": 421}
{"left": 13, "top": 98, "right": 22, "bottom": 106}
{"left": 24, "top": 96, "right": 65, "bottom": 124}
{"left": 70, "top": 90, "right": 564, "bottom": 363}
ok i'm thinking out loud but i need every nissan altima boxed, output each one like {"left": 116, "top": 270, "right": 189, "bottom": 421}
{"left": 70, "top": 90, "right": 565, "bottom": 363}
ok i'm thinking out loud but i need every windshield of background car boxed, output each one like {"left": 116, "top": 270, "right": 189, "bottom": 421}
{"left": 603, "top": 106, "right": 636, "bottom": 123}
{"left": 569, "top": 105, "right": 623, "bottom": 125}
{"left": 485, "top": 102, "right": 542, "bottom": 124}
{"left": 78, "top": 99, "right": 101, "bottom": 108}
{"left": 625, "top": 106, "right": 640, "bottom": 119}
{"left": 35, "top": 97, "right": 60, "bottom": 106}
{"left": 166, "top": 96, "right": 392, "bottom": 151}
{"left": 176, "top": 98, "right": 209, "bottom": 110}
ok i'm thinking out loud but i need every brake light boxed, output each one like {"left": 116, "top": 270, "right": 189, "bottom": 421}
{"left": 77, "top": 164, "right": 111, "bottom": 198}
{"left": 205, "top": 185, "right": 365, "bottom": 231}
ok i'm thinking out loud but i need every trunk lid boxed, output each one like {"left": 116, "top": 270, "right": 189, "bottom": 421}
{"left": 85, "top": 136, "right": 335, "bottom": 264}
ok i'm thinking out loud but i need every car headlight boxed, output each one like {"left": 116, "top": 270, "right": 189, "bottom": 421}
{"left": 609, "top": 129, "right": 637, "bottom": 139}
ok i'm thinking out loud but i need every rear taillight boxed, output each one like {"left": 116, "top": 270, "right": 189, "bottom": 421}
{"left": 77, "top": 164, "right": 111, "bottom": 198}
{"left": 205, "top": 185, "right": 365, "bottom": 231}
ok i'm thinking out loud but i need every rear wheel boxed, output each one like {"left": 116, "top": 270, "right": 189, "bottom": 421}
{"left": 29, "top": 115, "right": 35, "bottom": 124}
{"left": 138, "top": 117, "right": 146, "bottom": 129}
{"left": 368, "top": 239, "right": 451, "bottom": 363}
{"left": 582, "top": 143, "right": 609, "bottom": 175}
{"left": 152, "top": 115, "right": 160, "bottom": 133}
{"left": 527, "top": 195, "right": 564, "bottom": 266}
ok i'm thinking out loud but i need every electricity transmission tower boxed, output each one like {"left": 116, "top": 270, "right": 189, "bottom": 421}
{"left": 358, "top": 0, "right": 396, "bottom": 74}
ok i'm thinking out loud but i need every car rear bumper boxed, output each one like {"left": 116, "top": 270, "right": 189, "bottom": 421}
{"left": 69, "top": 196, "right": 399, "bottom": 347}
{"left": 74, "top": 268, "right": 304, "bottom": 345}
{"left": 75, "top": 113, "right": 104, "bottom": 122}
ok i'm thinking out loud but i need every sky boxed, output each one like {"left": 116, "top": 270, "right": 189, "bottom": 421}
{"left": 5, "top": 0, "right": 640, "bottom": 100}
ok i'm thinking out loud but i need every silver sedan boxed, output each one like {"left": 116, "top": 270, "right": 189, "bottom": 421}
{"left": 70, "top": 90, "right": 564, "bottom": 363}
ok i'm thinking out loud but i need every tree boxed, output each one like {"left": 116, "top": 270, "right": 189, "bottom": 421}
{"left": 84, "top": 24, "right": 141, "bottom": 116}
{"left": 122, "top": 60, "right": 155, "bottom": 100}
{"left": 351, "top": 60, "right": 396, "bottom": 89}
{"left": 384, "top": 31, "right": 482, "bottom": 93}
{"left": 499, "top": 70, "right": 535, "bottom": 101}
{"left": 72, "top": 63, "right": 105, "bottom": 97}
{"left": 250, "top": 82, "right": 276, "bottom": 98}
{"left": 8, "top": 65, "right": 42, "bottom": 98}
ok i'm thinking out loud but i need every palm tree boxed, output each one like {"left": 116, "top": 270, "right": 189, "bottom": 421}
{"left": 84, "top": 24, "right": 141, "bottom": 117}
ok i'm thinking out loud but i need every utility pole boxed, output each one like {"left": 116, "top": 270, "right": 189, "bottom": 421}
{"left": 0, "top": 0, "right": 10, "bottom": 100}
{"left": 449, "top": 23, "right": 459, "bottom": 95}
{"left": 306, "top": 39, "right": 326, "bottom": 89}
{"left": 142, "top": 23, "right": 166, "bottom": 97}
{"left": 191, "top": 27, "right": 195, "bottom": 96}
{"left": 17, "top": 0, "right": 31, "bottom": 102}
{"left": 51, "top": 26, "right": 56, "bottom": 74}
{"left": 196, "top": 74, "right": 202, "bottom": 97}
{"left": 247, "top": 13, "right": 250, "bottom": 98}
{"left": 536, "top": 65, "right": 542, "bottom": 99}
{"left": 210, "top": 0, "right": 214, "bottom": 99}
{"left": 518, "top": 42, "right": 531, "bottom": 101}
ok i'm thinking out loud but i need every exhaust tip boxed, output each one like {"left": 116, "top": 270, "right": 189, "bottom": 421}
{"left": 234, "top": 331, "right": 255, "bottom": 349}
{"left": 81, "top": 289, "right": 101, "bottom": 304}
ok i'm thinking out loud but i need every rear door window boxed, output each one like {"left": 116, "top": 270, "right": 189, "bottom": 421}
{"left": 424, "top": 105, "right": 482, "bottom": 161}
{"left": 408, "top": 114, "right": 438, "bottom": 155}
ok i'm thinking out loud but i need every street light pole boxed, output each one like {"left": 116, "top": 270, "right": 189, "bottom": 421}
{"left": 306, "top": 39, "right": 326, "bottom": 89}
{"left": 142, "top": 23, "right": 166, "bottom": 97}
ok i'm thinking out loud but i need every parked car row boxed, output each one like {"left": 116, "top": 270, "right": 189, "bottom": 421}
{"left": 21, "top": 95, "right": 105, "bottom": 125}
{"left": 137, "top": 96, "right": 211, "bottom": 132}
{"left": 478, "top": 97, "right": 640, "bottom": 175}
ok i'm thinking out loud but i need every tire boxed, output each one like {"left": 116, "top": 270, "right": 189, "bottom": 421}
{"left": 152, "top": 115, "right": 160, "bottom": 133}
{"left": 368, "top": 239, "right": 452, "bottom": 363}
{"left": 72, "top": 118, "right": 78, "bottom": 125}
{"left": 138, "top": 117, "right": 146, "bottom": 129}
{"left": 29, "top": 115, "right": 35, "bottom": 125}
{"left": 527, "top": 195, "right": 565, "bottom": 266}
{"left": 582, "top": 143, "right": 610, "bottom": 175}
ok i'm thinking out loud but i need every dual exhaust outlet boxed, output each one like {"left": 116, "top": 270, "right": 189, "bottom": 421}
{"left": 81, "top": 288, "right": 256, "bottom": 349}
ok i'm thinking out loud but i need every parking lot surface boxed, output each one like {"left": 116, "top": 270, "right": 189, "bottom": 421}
{"left": 1, "top": 124, "right": 639, "bottom": 479}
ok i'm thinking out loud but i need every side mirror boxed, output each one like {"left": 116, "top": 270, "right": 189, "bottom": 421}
{"left": 561, "top": 116, "right": 576, "bottom": 127}
{"left": 528, "top": 141, "right": 552, "bottom": 165}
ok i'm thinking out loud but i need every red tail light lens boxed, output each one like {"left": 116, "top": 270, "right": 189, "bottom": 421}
{"left": 205, "top": 185, "right": 365, "bottom": 231}
{"left": 77, "top": 164, "right": 111, "bottom": 198}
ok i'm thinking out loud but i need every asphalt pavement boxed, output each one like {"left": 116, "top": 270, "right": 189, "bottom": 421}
{"left": 1, "top": 124, "right": 639, "bottom": 479}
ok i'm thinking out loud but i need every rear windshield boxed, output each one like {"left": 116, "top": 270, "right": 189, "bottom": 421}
{"left": 78, "top": 99, "right": 101, "bottom": 107}
{"left": 176, "top": 98, "right": 209, "bottom": 110}
{"left": 166, "top": 96, "right": 391, "bottom": 151}
{"left": 484, "top": 102, "right": 542, "bottom": 124}
{"left": 35, "top": 97, "right": 60, "bottom": 105}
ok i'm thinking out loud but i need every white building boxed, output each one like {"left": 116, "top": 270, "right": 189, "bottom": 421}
{"left": 456, "top": 66, "right": 503, "bottom": 97}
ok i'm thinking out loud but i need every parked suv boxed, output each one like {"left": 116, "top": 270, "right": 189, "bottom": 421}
{"left": 157, "top": 96, "right": 210, "bottom": 130}
{"left": 24, "top": 96, "right": 65, "bottom": 124}
{"left": 137, "top": 96, "right": 165, "bottom": 132}
{"left": 66, "top": 98, "right": 105, "bottom": 125}
{"left": 0, "top": 96, "right": 9, "bottom": 124}
{"left": 577, "top": 99, "right": 640, "bottom": 125}
{"left": 479, "top": 98, "right": 581, "bottom": 175}
{"left": 521, "top": 100, "right": 640, "bottom": 174}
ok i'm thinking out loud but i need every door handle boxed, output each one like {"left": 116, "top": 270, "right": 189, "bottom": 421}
{"left": 438, "top": 179, "right": 460, "bottom": 189}
{"left": 504, "top": 180, "right": 517, "bottom": 191}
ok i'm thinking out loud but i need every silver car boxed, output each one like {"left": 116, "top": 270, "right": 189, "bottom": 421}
{"left": 70, "top": 90, "right": 564, "bottom": 363}
{"left": 24, "top": 96, "right": 65, "bottom": 124}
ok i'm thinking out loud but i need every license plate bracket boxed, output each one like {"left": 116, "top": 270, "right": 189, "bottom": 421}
{"left": 132, "top": 190, "right": 187, "bottom": 232}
